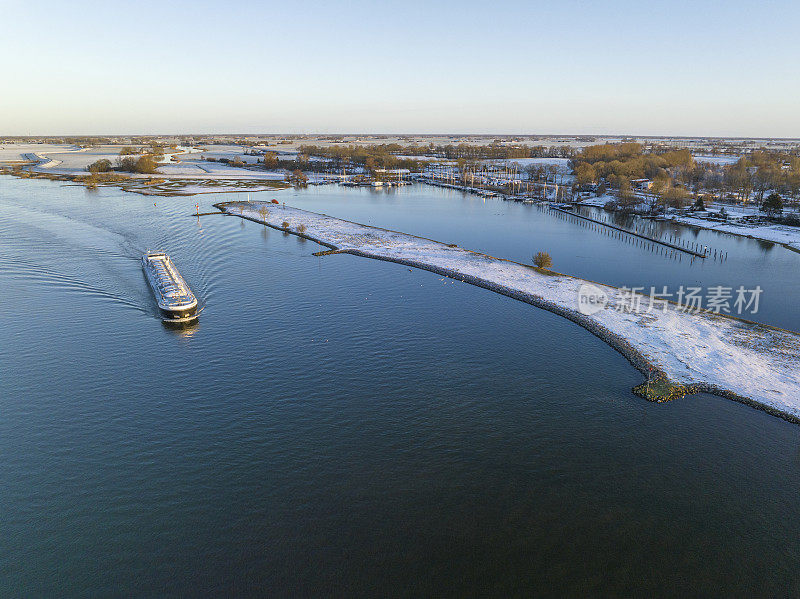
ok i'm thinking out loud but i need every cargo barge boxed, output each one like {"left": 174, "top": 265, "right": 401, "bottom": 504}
{"left": 142, "top": 252, "right": 198, "bottom": 322}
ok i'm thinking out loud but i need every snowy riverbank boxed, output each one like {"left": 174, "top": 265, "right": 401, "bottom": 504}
{"left": 670, "top": 215, "right": 800, "bottom": 253}
{"left": 576, "top": 197, "right": 800, "bottom": 252}
{"left": 219, "top": 201, "right": 800, "bottom": 423}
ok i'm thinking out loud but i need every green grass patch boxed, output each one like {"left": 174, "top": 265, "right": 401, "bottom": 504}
{"left": 632, "top": 376, "right": 689, "bottom": 402}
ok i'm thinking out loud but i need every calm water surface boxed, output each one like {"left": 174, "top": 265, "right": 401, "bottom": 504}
{"left": 2, "top": 177, "right": 800, "bottom": 596}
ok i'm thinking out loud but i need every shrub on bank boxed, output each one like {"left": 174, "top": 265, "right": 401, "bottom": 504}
{"left": 87, "top": 159, "right": 112, "bottom": 173}
{"left": 115, "top": 155, "right": 159, "bottom": 174}
{"left": 533, "top": 251, "right": 553, "bottom": 269}
{"left": 762, "top": 193, "right": 784, "bottom": 217}
{"left": 782, "top": 213, "right": 800, "bottom": 227}
{"left": 286, "top": 170, "right": 309, "bottom": 186}
{"left": 134, "top": 156, "right": 158, "bottom": 174}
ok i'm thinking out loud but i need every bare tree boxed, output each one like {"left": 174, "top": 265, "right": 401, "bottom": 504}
{"left": 532, "top": 251, "right": 553, "bottom": 269}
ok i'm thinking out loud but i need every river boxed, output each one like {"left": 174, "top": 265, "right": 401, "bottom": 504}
{"left": 2, "top": 177, "right": 800, "bottom": 596}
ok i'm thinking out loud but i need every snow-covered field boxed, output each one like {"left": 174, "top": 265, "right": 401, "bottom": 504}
{"left": 24, "top": 146, "right": 128, "bottom": 174}
{"left": 156, "top": 161, "right": 287, "bottom": 180}
{"left": 487, "top": 157, "right": 572, "bottom": 169}
{"left": 395, "top": 155, "right": 442, "bottom": 162}
{"left": 577, "top": 194, "right": 617, "bottom": 207}
{"left": 483, "top": 157, "right": 575, "bottom": 182}
{"left": 4, "top": 144, "right": 295, "bottom": 182}
{"left": 692, "top": 155, "right": 741, "bottom": 165}
{"left": 0, "top": 143, "right": 79, "bottom": 163}
{"left": 124, "top": 180, "right": 288, "bottom": 196}
{"left": 223, "top": 201, "right": 800, "bottom": 422}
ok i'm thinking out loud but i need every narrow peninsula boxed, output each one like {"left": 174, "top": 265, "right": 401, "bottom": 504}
{"left": 218, "top": 201, "right": 800, "bottom": 423}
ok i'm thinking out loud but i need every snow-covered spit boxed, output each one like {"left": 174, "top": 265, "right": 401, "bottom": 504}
{"left": 222, "top": 201, "right": 800, "bottom": 422}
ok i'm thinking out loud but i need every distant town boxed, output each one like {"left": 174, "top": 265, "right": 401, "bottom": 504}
{"left": 3, "top": 133, "right": 798, "bottom": 252}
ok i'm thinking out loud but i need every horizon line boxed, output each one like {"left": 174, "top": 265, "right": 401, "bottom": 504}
{"left": 3, "top": 132, "right": 800, "bottom": 142}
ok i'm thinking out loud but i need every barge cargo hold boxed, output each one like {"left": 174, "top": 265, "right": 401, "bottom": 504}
{"left": 142, "top": 252, "right": 198, "bottom": 322}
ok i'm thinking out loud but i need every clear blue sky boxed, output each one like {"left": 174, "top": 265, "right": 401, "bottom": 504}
{"left": 2, "top": 0, "right": 799, "bottom": 137}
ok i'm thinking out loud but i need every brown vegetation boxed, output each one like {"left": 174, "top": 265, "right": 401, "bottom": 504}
{"left": 532, "top": 251, "right": 553, "bottom": 269}
{"left": 87, "top": 159, "right": 112, "bottom": 173}
{"left": 286, "top": 170, "right": 309, "bottom": 186}
{"left": 116, "top": 155, "right": 159, "bottom": 174}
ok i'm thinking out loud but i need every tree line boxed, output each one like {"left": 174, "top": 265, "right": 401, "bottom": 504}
{"left": 572, "top": 143, "right": 800, "bottom": 213}
{"left": 87, "top": 155, "right": 159, "bottom": 174}
{"left": 298, "top": 142, "right": 575, "bottom": 164}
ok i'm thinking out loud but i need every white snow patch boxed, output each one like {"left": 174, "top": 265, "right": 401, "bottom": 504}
{"left": 692, "top": 155, "right": 741, "bottom": 165}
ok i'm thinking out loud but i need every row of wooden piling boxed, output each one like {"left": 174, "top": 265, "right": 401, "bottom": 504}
{"left": 548, "top": 206, "right": 729, "bottom": 260}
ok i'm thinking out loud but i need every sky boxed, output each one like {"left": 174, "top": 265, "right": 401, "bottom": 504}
{"left": 1, "top": 0, "right": 799, "bottom": 137}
